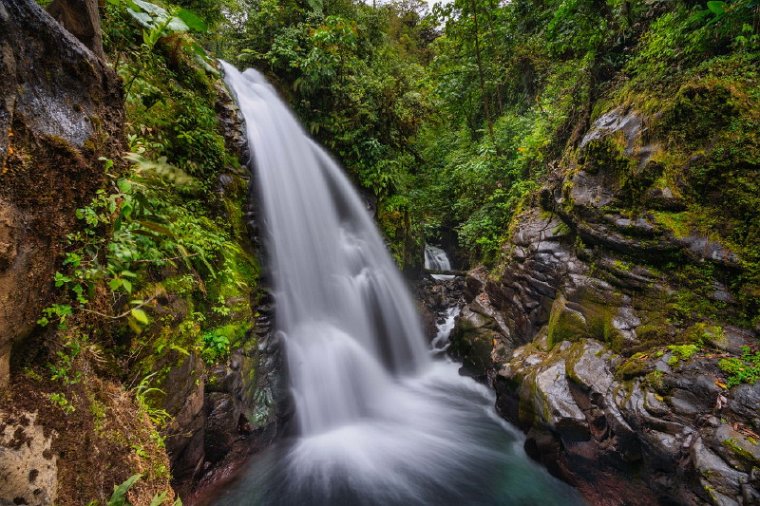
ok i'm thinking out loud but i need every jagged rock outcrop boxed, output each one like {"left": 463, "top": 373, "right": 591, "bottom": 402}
{"left": 455, "top": 108, "right": 759, "bottom": 505}
{"left": 0, "top": 0, "right": 123, "bottom": 387}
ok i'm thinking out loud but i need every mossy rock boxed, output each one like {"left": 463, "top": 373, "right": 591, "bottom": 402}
{"left": 579, "top": 134, "right": 632, "bottom": 177}
{"left": 547, "top": 295, "right": 588, "bottom": 348}
{"left": 659, "top": 80, "right": 738, "bottom": 145}
{"left": 617, "top": 353, "right": 653, "bottom": 379}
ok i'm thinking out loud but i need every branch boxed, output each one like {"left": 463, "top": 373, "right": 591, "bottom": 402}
{"left": 79, "top": 296, "right": 157, "bottom": 320}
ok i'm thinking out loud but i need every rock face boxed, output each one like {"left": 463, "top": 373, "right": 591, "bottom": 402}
{"left": 0, "top": 0, "right": 123, "bottom": 386}
{"left": 0, "top": 411, "right": 58, "bottom": 506}
{"left": 46, "top": 0, "right": 104, "bottom": 58}
{"left": 453, "top": 108, "right": 759, "bottom": 505}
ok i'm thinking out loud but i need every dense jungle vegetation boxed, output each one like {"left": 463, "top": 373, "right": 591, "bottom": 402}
{"left": 8, "top": 0, "right": 758, "bottom": 502}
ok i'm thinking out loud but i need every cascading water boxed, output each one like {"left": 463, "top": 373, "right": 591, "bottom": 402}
{"left": 424, "top": 243, "right": 455, "bottom": 280}
{"left": 216, "top": 62, "right": 585, "bottom": 505}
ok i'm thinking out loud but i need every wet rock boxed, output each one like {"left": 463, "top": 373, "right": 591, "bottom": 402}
{"left": 728, "top": 383, "right": 760, "bottom": 430}
{"left": 216, "top": 80, "right": 249, "bottom": 166}
{"left": 679, "top": 235, "right": 741, "bottom": 268}
{"left": 454, "top": 101, "right": 760, "bottom": 504}
{"left": 707, "top": 326, "right": 756, "bottom": 355}
{"left": 710, "top": 424, "right": 760, "bottom": 472}
{"left": 644, "top": 185, "right": 687, "bottom": 211}
{"left": 565, "top": 339, "right": 616, "bottom": 394}
{"left": 532, "top": 358, "right": 588, "bottom": 435}
{"left": 691, "top": 437, "right": 747, "bottom": 505}
{"left": 667, "top": 388, "right": 704, "bottom": 416}
{"left": 204, "top": 392, "right": 244, "bottom": 464}
{"left": 450, "top": 305, "right": 502, "bottom": 378}
{"left": 579, "top": 109, "right": 642, "bottom": 150}
{"left": 163, "top": 354, "right": 206, "bottom": 491}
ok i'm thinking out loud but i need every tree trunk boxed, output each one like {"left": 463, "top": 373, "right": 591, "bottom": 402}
{"left": 469, "top": 0, "right": 496, "bottom": 147}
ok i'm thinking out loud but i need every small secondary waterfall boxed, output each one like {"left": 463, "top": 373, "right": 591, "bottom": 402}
{"left": 218, "top": 62, "right": 584, "bottom": 505}
{"left": 424, "top": 243, "right": 455, "bottom": 280}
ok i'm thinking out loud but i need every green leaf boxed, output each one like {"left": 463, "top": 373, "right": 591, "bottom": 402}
{"left": 131, "top": 308, "right": 150, "bottom": 325}
{"left": 149, "top": 491, "right": 168, "bottom": 506}
{"left": 176, "top": 9, "right": 207, "bottom": 32}
{"left": 306, "top": 0, "right": 323, "bottom": 14}
{"left": 706, "top": 1, "right": 726, "bottom": 14}
{"left": 109, "top": 278, "right": 123, "bottom": 291}
{"left": 117, "top": 178, "right": 133, "bottom": 194}
{"left": 122, "top": 279, "right": 133, "bottom": 294}
{"left": 108, "top": 474, "right": 141, "bottom": 506}
{"left": 54, "top": 272, "right": 72, "bottom": 287}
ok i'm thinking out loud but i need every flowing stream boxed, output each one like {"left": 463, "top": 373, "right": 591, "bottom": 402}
{"left": 217, "top": 62, "right": 585, "bottom": 505}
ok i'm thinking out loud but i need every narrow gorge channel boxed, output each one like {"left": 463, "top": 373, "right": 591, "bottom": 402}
{"left": 214, "top": 63, "right": 585, "bottom": 505}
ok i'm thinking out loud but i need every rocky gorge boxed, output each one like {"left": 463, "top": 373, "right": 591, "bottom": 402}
{"left": 445, "top": 105, "right": 760, "bottom": 505}
{"left": 0, "top": 0, "right": 757, "bottom": 504}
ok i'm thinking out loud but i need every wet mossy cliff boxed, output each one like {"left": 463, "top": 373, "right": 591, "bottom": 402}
{"left": 0, "top": 0, "right": 123, "bottom": 389}
{"left": 0, "top": 1, "right": 283, "bottom": 505}
{"left": 451, "top": 46, "right": 760, "bottom": 506}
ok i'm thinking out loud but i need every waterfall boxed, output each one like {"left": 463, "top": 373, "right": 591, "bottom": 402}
{"left": 424, "top": 244, "right": 455, "bottom": 280}
{"left": 217, "top": 62, "right": 584, "bottom": 506}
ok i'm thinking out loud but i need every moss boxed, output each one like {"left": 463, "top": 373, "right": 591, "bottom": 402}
{"left": 659, "top": 80, "right": 739, "bottom": 145}
{"left": 645, "top": 370, "right": 666, "bottom": 393}
{"left": 617, "top": 352, "right": 652, "bottom": 379}
{"left": 579, "top": 134, "right": 632, "bottom": 176}
{"left": 666, "top": 344, "right": 700, "bottom": 366}
{"left": 651, "top": 211, "right": 691, "bottom": 239}
{"left": 685, "top": 322, "right": 724, "bottom": 346}
{"left": 722, "top": 438, "right": 760, "bottom": 466}
{"left": 547, "top": 296, "right": 587, "bottom": 348}
{"left": 612, "top": 259, "right": 633, "bottom": 272}
{"left": 88, "top": 394, "right": 108, "bottom": 433}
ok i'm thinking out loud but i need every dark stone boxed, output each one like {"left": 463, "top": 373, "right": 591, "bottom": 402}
{"left": 728, "top": 382, "right": 760, "bottom": 430}
{"left": 204, "top": 392, "right": 242, "bottom": 464}
{"left": 163, "top": 354, "right": 206, "bottom": 490}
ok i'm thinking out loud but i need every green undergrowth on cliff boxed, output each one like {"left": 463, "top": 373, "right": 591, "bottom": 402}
{"left": 18, "top": 1, "right": 261, "bottom": 503}
{"left": 609, "top": 2, "right": 760, "bottom": 323}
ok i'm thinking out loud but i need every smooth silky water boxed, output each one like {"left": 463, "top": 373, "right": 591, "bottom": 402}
{"left": 217, "top": 62, "right": 586, "bottom": 506}
{"left": 424, "top": 244, "right": 455, "bottom": 281}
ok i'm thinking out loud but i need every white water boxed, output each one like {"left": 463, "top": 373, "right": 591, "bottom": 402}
{"left": 218, "top": 62, "right": 584, "bottom": 505}
{"left": 432, "top": 305, "right": 461, "bottom": 352}
{"left": 424, "top": 243, "right": 455, "bottom": 280}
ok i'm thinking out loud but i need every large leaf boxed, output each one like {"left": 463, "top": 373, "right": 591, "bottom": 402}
{"left": 176, "top": 9, "right": 208, "bottom": 33}
{"left": 706, "top": 0, "right": 727, "bottom": 14}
